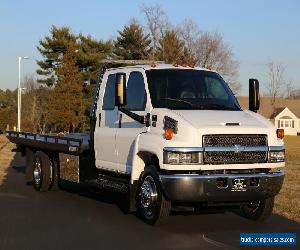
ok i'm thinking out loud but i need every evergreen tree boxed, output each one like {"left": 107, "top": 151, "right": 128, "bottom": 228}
{"left": 114, "top": 21, "right": 152, "bottom": 60}
{"left": 156, "top": 30, "right": 186, "bottom": 64}
{"left": 77, "top": 34, "right": 113, "bottom": 85}
{"left": 37, "top": 26, "right": 113, "bottom": 87}
{"left": 48, "top": 44, "right": 85, "bottom": 132}
{"left": 36, "top": 26, "right": 77, "bottom": 86}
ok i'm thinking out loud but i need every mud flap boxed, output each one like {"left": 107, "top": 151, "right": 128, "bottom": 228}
{"left": 25, "top": 147, "right": 34, "bottom": 183}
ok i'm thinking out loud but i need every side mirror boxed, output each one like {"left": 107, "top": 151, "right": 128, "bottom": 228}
{"left": 249, "top": 79, "right": 260, "bottom": 112}
{"left": 115, "top": 73, "right": 126, "bottom": 107}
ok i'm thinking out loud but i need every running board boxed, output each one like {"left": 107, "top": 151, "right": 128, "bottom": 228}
{"left": 84, "top": 173, "right": 130, "bottom": 194}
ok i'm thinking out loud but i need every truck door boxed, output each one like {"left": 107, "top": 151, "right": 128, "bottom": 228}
{"left": 115, "top": 71, "right": 149, "bottom": 173}
{"left": 94, "top": 73, "right": 119, "bottom": 170}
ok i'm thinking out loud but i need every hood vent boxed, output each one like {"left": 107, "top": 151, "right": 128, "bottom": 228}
{"left": 225, "top": 122, "right": 240, "bottom": 126}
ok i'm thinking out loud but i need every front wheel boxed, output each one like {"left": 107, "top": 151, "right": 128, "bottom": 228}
{"left": 137, "top": 165, "right": 171, "bottom": 225}
{"left": 241, "top": 197, "right": 274, "bottom": 221}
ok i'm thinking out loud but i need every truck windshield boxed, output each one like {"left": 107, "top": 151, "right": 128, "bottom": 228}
{"left": 146, "top": 69, "right": 241, "bottom": 111}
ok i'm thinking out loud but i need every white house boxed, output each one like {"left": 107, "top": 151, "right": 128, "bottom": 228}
{"left": 272, "top": 107, "right": 300, "bottom": 136}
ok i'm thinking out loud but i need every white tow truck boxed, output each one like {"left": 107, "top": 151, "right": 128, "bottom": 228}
{"left": 7, "top": 61, "right": 285, "bottom": 224}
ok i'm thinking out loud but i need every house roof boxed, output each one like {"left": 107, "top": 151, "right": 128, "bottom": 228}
{"left": 237, "top": 96, "right": 300, "bottom": 119}
{"left": 270, "top": 107, "right": 285, "bottom": 119}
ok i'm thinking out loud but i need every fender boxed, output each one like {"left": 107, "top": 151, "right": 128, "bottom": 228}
{"left": 130, "top": 133, "right": 165, "bottom": 183}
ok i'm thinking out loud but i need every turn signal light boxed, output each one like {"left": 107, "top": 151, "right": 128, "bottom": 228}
{"left": 164, "top": 128, "right": 174, "bottom": 140}
{"left": 276, "top": 129, "right": 284, "bottom": 139}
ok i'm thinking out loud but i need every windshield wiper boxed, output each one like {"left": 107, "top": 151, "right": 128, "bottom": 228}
{"left": 204, "top": 103, "right": 238, "bottom": 110}
{"left": 160, "top": 98, "right": 202, "bottom": 109}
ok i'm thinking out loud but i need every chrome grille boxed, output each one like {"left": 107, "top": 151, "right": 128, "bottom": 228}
{"left": 203, "top": 134, "right": 267, "bottom": 147}
{"left": 204, "top": 151, "right": 268, "bottom": 164}
{"left": 203, "top": 134, "right": 268, "bottom": 164}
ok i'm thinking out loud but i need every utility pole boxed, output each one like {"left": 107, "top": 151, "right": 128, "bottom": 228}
{"left": 17, "top": 56, "right": 29, "bottom": 132}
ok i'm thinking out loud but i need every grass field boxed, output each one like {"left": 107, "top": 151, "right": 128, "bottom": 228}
{"left": 0, "top": 134, "right": 299, "bottom": 222}
{"left": 274, "top": 136, "right": 300, "bottom": 222}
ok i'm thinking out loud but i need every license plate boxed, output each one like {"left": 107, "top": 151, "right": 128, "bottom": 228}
{"left": 231, "top": 178, "right": 247, "bottom": 192}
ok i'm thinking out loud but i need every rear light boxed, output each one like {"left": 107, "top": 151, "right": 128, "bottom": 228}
{"left": 182, "top": 63, "right": 187, "bottom": 67}
{"left": 150, "top": 63, "right": 156, "bottom": 68}
{"left": 173, "top": 63, "right": 178, "bottom": 67}
{"left": 276, "top": 129, "right": 284, "bottom": 139}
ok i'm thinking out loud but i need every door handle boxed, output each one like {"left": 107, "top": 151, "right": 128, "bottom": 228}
{"left": 98, "top": 113, "right": 101, "bottom": 127}
{"left": 119, "top": 113, "right": 122, "bottom": 128}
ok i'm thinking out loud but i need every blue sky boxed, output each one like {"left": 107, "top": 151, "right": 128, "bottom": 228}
{"left": 0, "top": 0, "right": 299, "bottom": 95}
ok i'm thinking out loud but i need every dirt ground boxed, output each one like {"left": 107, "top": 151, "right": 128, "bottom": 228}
{"left": 0, "top": 135, "right": 15, "bottom": 185}
{"left": 0, "top": 134, "right": 299, "bottom": 222}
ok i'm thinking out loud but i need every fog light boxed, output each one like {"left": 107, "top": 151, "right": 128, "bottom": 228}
{"left": 250, "top": 177, "right": 259, "bottom": 186}
{"left": 216, "top": 178, "right": 227, "bottom": 188}
{"left": 269, "top": 167, "right": 284, "bottom": 173}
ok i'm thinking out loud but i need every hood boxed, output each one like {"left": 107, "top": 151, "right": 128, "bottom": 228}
{"left": 172, "top": 110, "right": 273, "bottom": 129}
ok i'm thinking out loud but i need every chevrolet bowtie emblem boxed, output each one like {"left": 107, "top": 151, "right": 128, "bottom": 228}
{"left": 234, "top": 145, "right": 245, "bottom": 153}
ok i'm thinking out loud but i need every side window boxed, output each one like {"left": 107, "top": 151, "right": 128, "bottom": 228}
{"left": 125, "top": 72, "right": 146, "bottom": 111}
{"left": 103, "top": 74, "right": 116, "bottom": 110}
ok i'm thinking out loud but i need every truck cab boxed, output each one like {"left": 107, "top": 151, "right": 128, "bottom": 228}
{"left": 93, "top": 63, "right": 285, "bottom": 224}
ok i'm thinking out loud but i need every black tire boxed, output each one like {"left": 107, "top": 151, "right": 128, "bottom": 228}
{"left": 32, "top": 151, "right": 52, "bottom": 192}
{"left": 241, "top": 197, "right": 274, "bottom": 221}
{"left": 136, "top": 165, "right": 171, "bottom": 225}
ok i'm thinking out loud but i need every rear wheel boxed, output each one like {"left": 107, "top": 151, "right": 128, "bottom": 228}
{"left": 137, "top": 165, "right": 171, "bottom": 225}
{"left": 241, "top": 197, "right": 274, "bottom": 221}
{"left": 32, "top": 151, "right": 52, "bottom": 192}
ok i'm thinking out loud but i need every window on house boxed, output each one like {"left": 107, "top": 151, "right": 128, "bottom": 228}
{"left": 285, "top": 120, "right": 289, "bottom": 127}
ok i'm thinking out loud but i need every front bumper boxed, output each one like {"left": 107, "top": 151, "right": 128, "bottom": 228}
{"left": 159, "top": 172, "right": 284, "bottom": 202}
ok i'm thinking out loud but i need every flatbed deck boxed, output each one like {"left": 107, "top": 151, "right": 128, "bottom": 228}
{"left": 6, "top": 131, "right": 90, "bottom": 154}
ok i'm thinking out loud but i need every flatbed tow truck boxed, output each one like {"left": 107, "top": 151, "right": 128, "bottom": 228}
{"left": 7, "top": 60, "right": 285, "bottom": 225}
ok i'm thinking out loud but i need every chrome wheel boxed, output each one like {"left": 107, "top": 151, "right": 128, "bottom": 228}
{"left": 140, "top": 176, "right": 158, "bottom": 216}
{"left": 33, "top": 158, "right": 42, "bottom": 187}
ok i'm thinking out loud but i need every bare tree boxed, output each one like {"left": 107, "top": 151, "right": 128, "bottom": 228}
{"left": 21, "top": 75, "right": 50, "bottom": 133}
{"left": 285, "top": 79, "right": 295, "bottom": 99}
{"left": 267, "top": 62, "right": 285, "bottom": 107}
{"left": 140, "top": 4, "right": 170, "bottom": 53}
{"left": 193, "top": 32, "right": 240, "bottom": 93}
{"left": 141, "top": 5, "right": 240, "bottom": 93}
{"left": 176, "top": 19, "right": 200, "bottom": 51}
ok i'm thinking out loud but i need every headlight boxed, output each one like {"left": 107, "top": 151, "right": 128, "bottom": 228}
{"left": 268, "top": 150, "right": 285, "bottom": 162}
{"left": 163, "top": 148, "right": 203, "bottom": 164}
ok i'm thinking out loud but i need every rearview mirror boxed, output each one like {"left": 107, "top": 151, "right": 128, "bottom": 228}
{"left": 115, "top": 73, "right": 126, "bottom": 107}
{"left": 249, "top": 79, "right": 260, "bottom": 112}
